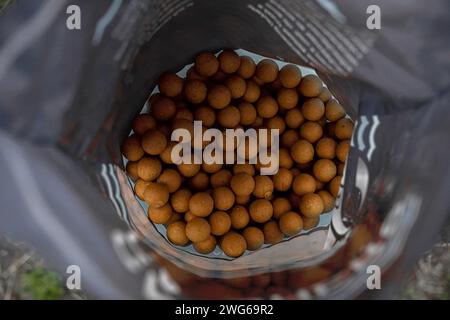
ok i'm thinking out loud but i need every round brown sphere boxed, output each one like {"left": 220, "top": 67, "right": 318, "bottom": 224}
{"left": 230, "top": 205, "right": 250, "bottom": 229}
{"left": 235, "top": 194, "right": 251, "bottom": 205}
{"left": 279, "top": 211, "right": 303, "bottom": 236}
{"left": 157, "top": 168, "right": 182, "bottom": 193}
{"left": 255, "top": 59, "right": 279, "bottom": 83}
{"left": 167, "top": 221, "right": 189, "bottom": 246}
{"left": 273, "top": 197, "right": 292, "bottom": 219}
{"left": 243, "top": 80, "right": 261, "bottom": 103}
{"left": 187, "top": 66, "right": 207, "bottom": 82}
{"left": 281, "top": 130, "right": 300, "bottom": 148}
{"left": 171, "top": 188, "right": 192, "bottom": 213}
{"left": 249, "top": 199, "right": 273, "bottom": 223}
{"left": 329, "top": 175, "right": 342, "bottom": 197}
{"left": 336, "top": 139, "right": 350, "bottom": 162}
{"left": 253, "top": 176, "right": 274, "bottom": 199}
{"left": 242, "top": 227, "right": 264, "bottom": 251}
{"left": 325, "top": 99, "right": 345, "bottom": 122}
{"left": 167, "top": 213, "right": 183, "bottom": 224}
{"left": 186, "top": 218, "right": 211, "bottom": 243}
{"left": 207, "top": 85, "right": 231, "bottom": 109}
{"left": 202, "top": 162, "right": 222, "bottom": 174}
{"left": 189, "top": 192, "right": 214, "bottom": 217}
{"left": 218, "top": 49, "right": 241, "bottom": 74}
{"left": 212, "top": 70, "right": 227, "bottom": 82}
{"left": 299, "top": 121, "right": 323, "bottom": 143}
{"left": 158, "top": 72, "right": 183, "bottom": 97}
{"left": 144, "top": 182, "right": 170, "bottom": 208}
{"left": 184, "top": 80, "right": 207, "bottom": 104}
{"left": 141, "top": 129, "right": 167, "bottom": 155}
{"left": 134, "top": 179, "right": 150, "bottom": 200}
{"left": 318, "top": 87, "right": 332, "bottom": 102}
{"left": 224, "top": 75, "right": 246, "bottom": 99}
{"left": 237, "top": 56, "right": 256, "bottom": 79}
{"left": 273, "top": 168, "right": 293, "bottom": 191}
{"left": 132, "top": 114, "right": 156, "bottom": 135}
{"left": 279, "top": 148, "right": 294, "bottom": 169}
{"left": 298, "top": 74, "right": 323, "bottom": 97}
{"left": 263, "top": 220, "right": 283, "bottom": 244}
{"left": 303, "top": 217, "right": 320, "bottom": 230}
{"left": 292, "top": 173, "right": 316, "bottom": 196}
{"left": 221, "top": 232, "right": 247, "bottom": 257}
{"left": 252, "top": 116, "right": 264, "bottom": 127}
{"left": 209, "top": 211, "right": 231, "bottom": 236}
{"left": 174, "top": 108, "right": 194, "bottom": 122}
{"left": 188, "top": 171, "right": 209, "bottom": 191}
{"left": 217, "top": 105, "right": 240, "bottom": 128}
{"left": 256, "top": 96, "right": 278, "bottom": 118}
{"left": 148, "top": 203, "right": 173, "bottom": 224}
{"left": 193, "top": 235, "right": 217, "bottom": 254}
{"left": 212, "top": 186, "right": 235, "bottom": 211}
{"left": 126, "top": 161, "right": 139, "bottom": 180}
{"left": 318, "top": 190, "right": 335, "bottom": 213}
{"left": 122, "top": 134, "right": 144, "bottom": 161}
{"left": 233, "top": 164, "right": 255, "bottom": 176}
{"left": 195, "top": 52, "right": 219, "bottom": 77}
{"left": 290, "top": 139, "right": 314, "bottom": 164}
{"left": 137, "top": 157, "right": 162, "bottom": 181}
{"left": 194, "top": 105, "right": 216, "bottom": 127}
{"left": 177, "top": 162, "right": 201, "bottom": 178}
{"left": 285, "top": 108, "right": 304, "bottom": 129}
{"left": 279, "top": 64, "right": 302, "bottom": 88}
{"left": 230, "top": 173, "right": 255, "bottom": 196}
{"left": 151, "top": 96, "right": 176, "bottom": 121}
{"left": 334, "top": 118, "right": 354, "bottom": 140}
{"left": 266, "top": 116, "right": 286, "bottom": 135}
{"left": 277, "top": 88, "right": 299, "bottom": 109}
{"left": 184, "top": 211, "right": 196, "bottom": 222}
{"left": 337, "top": 162, "right": 345, "bottom": 175}
{"left": 160, "top": 141, "right": 176, "bottom": 164}
{"left": 302, "top": 98, "right": 325, "bottom": 121}
{"left": 316, "top": 137, "right": 337, "bottom": 159}
{"left": 299, "top": 193, "right": 324, "bottom": 218}
{"left": 313, "top": 159, "right": 337, "bottom": 183}
{"left": 237, "top": 102, "right": 257, "bottom": 126}
{"left": 210, "top": 169, "right": 232, "bottom": 188}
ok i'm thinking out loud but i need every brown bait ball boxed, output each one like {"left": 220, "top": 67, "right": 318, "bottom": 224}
{"left": 285, "top": 108, "right": 305, "bottom": 129}
{"left": 202, "top": 162, "right": 223, "bottom": 174}
{"left": 122, "top": 134, "right": 144, "bottom": 161}
{"left": 266, "top": 116, "right": 286, "bottom": 134}
{"left": 255, "top": 59, "right": 279, "bottom": 83}
{"left": 158, "top": 72, "right": 183, "bottom": 97}
{"left": 218, "top": 49, "right": 241, "bottom": 74}
{"left": 325, "top": 99, "right": 345, "bottom": 122}
{"left": 334, "top": 118, "right": 354, "bottom": 140}
{"left": 336, "top": 139, "right": 350, "bottom": 162}
{"left": 256, "top": 96, "right": 279, "bottom": 119}
{"left": 292, "top": 173, "right": 316, "bottom": 196}
{"left": 148, "top": 203, "right": 173, "bottom": 224}
{"left": 279, "top": 211, "right": 303, "bottom": 236}
{"left": 273, "top": 197, "right": 292, "bottom": 219}
{"left": 193, "top": 235, "right": 217, "bottom": 254}
{"left": 290, "top": 139, "right": 314, "bottom": 164}
{"left": 299, "top": 193, "right": 324, "bottom": 218}
{"left": 174, "top": 108, "right": 194, "bottom": 122}
{"left": 253, "top": 176, "right": 274, "bottom": 199}
{"left": 279, "top": 148, "right": 294, "bottom": 169}
{"left": 235, "top": 194, "right": 251, "bottom": 205}
{"left": 207, "top": 85, "right": 231, "bottom": 109}
{"left": 210, "top": 169, "right": 232, "bottom": 188}
{"left": 237, "top": 102, "right": 257, "bottom": 126}
{"left": 157, "top": 168, "right": 182, "bottom": 193}
{"left": 249, "top": 199, "right": 273, "bottom": 223}
{"left": 212, "top": 186, "right": 235, "bottom": 211}
{"left": 281, "top": 130, "right": 300, "bottom": 148}
{"left": 177, "top": 162, "right": 201, "bottom": 178}
{"left": 263, "top": 220, "right": 283, "bottom": 245}
{"left": 277, "top": 88, "right": 299, "bottom": 110}
{"left": 217, "top": 105, "right": 241, "bottom": 128}
{"left": 313, "top": 158, "right": 337, "bottom": 183}
{"left": 225, "top": 75, "right": 247, "bottom": 99}
{"left": 299, "top": 121, "right": 323, "bottom": 143}
{"left": 209, "top": 211, "right": 232, "bottom": 236}
{"left": 302, "top": 98, "right": 325, "bottom": 121}
{"left": 186, "top": 218, "right": 211, "bottom": 242}
{"left": 243, "top": 80, "right": 261, "bottom": 103}
{"left": 230, "top": 205, "right": 250, "bottom": 229}
{"left": 184, "top": 80, "right": 207, "bottom": 104}
{"left": 195, "top": 52, "right": 219, "bottom": 77}
{"left": 221, "top": 232, "right": 247, "bottom": 257}
{"left": 188, "top": 171, "right": 209, "bottom": 191}
{"left": 137, "top": 157, "right": 162, "bottom": 181}
{"left": 298, "top": 74, "right": 323, "bottom": 97}
{"left": 230, "top": 173, "right": 255, "bottom": 196}
{"left": 303, "top": 216, "right": 320, "bottom": 230}
{"left": 189, "top": 192, "right": 214, "bottom": 217}
{"left": 132, "top": 114, "right": 156, "bottom": 135}
{"left": 318, "top": 190, "right": 335, "bottom": 213}
{"left": 252, "top": 116, "right": 264, "bottom": 127}
{"left": 279, "top": 64, "right": 302, "bottom": 88}
{"left": 126, "top": 161, "right": 139, "bottom": 180}
{"left": 151, "top": 96, "right": 176, "bottom": 121}
{"left": 144, "top": 182, "right": 170, "bottom": 208}
{"left": 272, "top": 168, "right": 293, "bottom": 192}
{"left": 242, "top": 227, "right": 264, "bottom": 251}
{"left": 141, "top": 129, "right": 167, "bottom": 155}
{"left": 184, "top": 211, "right": 196, "bottom": 222}
{"left": 237, "top": 56, "right": 256, "bottom": 79}
{"left": 167, "top": 213, "right": 183, "bottom": 224}
{"left": 134, "top": 179, "right": 150, "bottom": 200}
{"left": 316, "top": 137, "right": 337, "bottom": 159}
{"left": 194, "top": 105, "right": 216, "bottom": 127}
{"left": 212, "top": 70, "right": 227, "bottom": 82}
{"left": 233, "top": 164, "right": 255, "bottom": 176}
{"left": 167, "top": 221, "right": 189, "bottom": 246}
{"left": 171, "top": 188, "right": 192, "bottom": 213}
{"left": 318, "top": 87, "right": 332, "bottom": 102}
{"left": 329, "top": 175, "right": 342, "bottom": 197}
{"left": 187, "top": 66, "right": 207, "bottom": 82}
